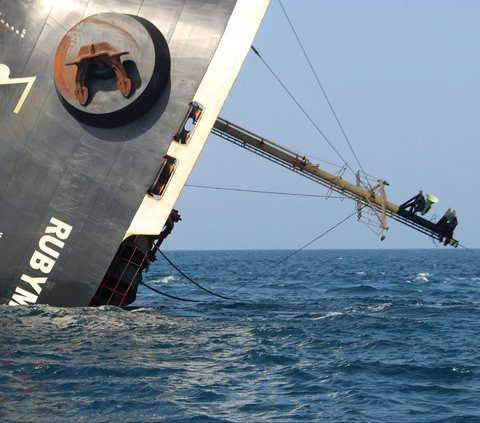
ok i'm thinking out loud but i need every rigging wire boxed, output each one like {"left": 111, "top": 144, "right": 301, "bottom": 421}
{"left": 226, "top": 210, "right": 357, "bottom": 296}
{"left": 250, "top": 45, "right": 357, "bottom": 178}
{"left": 277, "top": 0, "right": 370, "bottom": 187}
{"left": 138, "top": 211, "right": 357, "bottom": 303}
{"left": 108, "top": 238, "right": 480, "bottom": 305}
{"left": 459, "top": 243, "right": 480, "bottom": 259}
{"left": 185, "top": 184, "right": 344, "bottom": 199}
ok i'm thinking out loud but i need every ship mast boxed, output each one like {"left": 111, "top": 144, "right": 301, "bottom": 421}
{"left": 212, "top": 117, "right": 458, "bottom": 247}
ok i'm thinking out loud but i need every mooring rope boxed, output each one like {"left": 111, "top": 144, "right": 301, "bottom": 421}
{"left": 139, "top": 281, "right": 200, "bottom": 302}
{"left": 139, "top": 211, "right": 356, "bottom": 303}
{"left": 157, "top": 250, "right": 234, "bottom": 300}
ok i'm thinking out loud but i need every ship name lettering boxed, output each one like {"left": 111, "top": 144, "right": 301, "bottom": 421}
{"left": 8, "top": 217, "right": 73, "bottom": 306}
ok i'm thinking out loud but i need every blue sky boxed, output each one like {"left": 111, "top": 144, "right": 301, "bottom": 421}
{"left": 168, "top": 0, "right": 480, "bottom": 250}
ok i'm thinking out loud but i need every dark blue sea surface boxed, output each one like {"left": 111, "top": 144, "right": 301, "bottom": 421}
{"left": 1, "top": 249, "right": 480, "bottom": 422}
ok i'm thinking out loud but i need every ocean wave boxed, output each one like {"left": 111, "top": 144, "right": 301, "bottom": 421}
{"left": 2, "top": 249, "right": 480, "bottom": 423}
{"left": 366, "top": 302, "right": 393, "bottom": 312}
{"left": 415, "top": 272, "right": 431, "bottom": 282}
{"left": 312, "top": 311, "right": 344, "bottom": 320}
{"left": 148, "top": 275, "right": 177, "bottom": 285}
{"left": 327, "top": 284, "right": 378, "bottom": 294}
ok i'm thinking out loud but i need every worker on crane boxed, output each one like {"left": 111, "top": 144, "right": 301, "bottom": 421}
{"left": 400, "top": 191, "right": 426, "bottom": 214}
{"left": 437, "top": 209, "right": 458, "bottom": 246}
{"left": 421, "top": 193, "right": 439, "bottom": 215}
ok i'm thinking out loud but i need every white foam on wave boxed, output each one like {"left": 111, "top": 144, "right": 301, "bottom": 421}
{"left": 415, "top": 272, "right": 430, "bottom": 282}
{"left": 366, "top": 303, "right": 393, "bottom": 312}
{"left": 312, "top": 311, "right": 344, "bottom": 320}
{"left": 50, "top": 315, "right": 80, "bottom": 329}
{"left": 153, "top": 275, "right": 176, "bottom": 284}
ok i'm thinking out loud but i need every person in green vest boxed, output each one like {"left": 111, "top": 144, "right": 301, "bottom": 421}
{"left": 421, "top": 193, "right": 439, "bottom": 215}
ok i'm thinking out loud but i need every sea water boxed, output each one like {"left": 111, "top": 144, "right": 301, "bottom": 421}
{"left": 1, "top": 249, "right": 479, "bottom": 422}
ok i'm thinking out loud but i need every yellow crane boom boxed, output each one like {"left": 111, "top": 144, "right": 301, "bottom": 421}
{"left": 212, "top": 117, "right": 458, "bottom": 247}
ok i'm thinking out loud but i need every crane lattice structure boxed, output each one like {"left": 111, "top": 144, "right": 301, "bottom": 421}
{"left": 212, "top": 117, "right": 458, "bottom": 247}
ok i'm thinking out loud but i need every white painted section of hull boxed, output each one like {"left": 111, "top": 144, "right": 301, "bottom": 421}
{"left": 125, "top": 0, "right": 270, "bottom": 238}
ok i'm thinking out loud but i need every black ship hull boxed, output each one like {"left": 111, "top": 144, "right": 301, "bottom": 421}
{"left": 0, "top": 0, "right": 269, "bottom": 306}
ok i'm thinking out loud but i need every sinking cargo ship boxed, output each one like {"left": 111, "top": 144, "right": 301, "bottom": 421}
{"left": 0, "top": 0, "right": 270, "bottom": 306}
{"left": 0, "top": 0, "right": 459, "bottom": 308}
